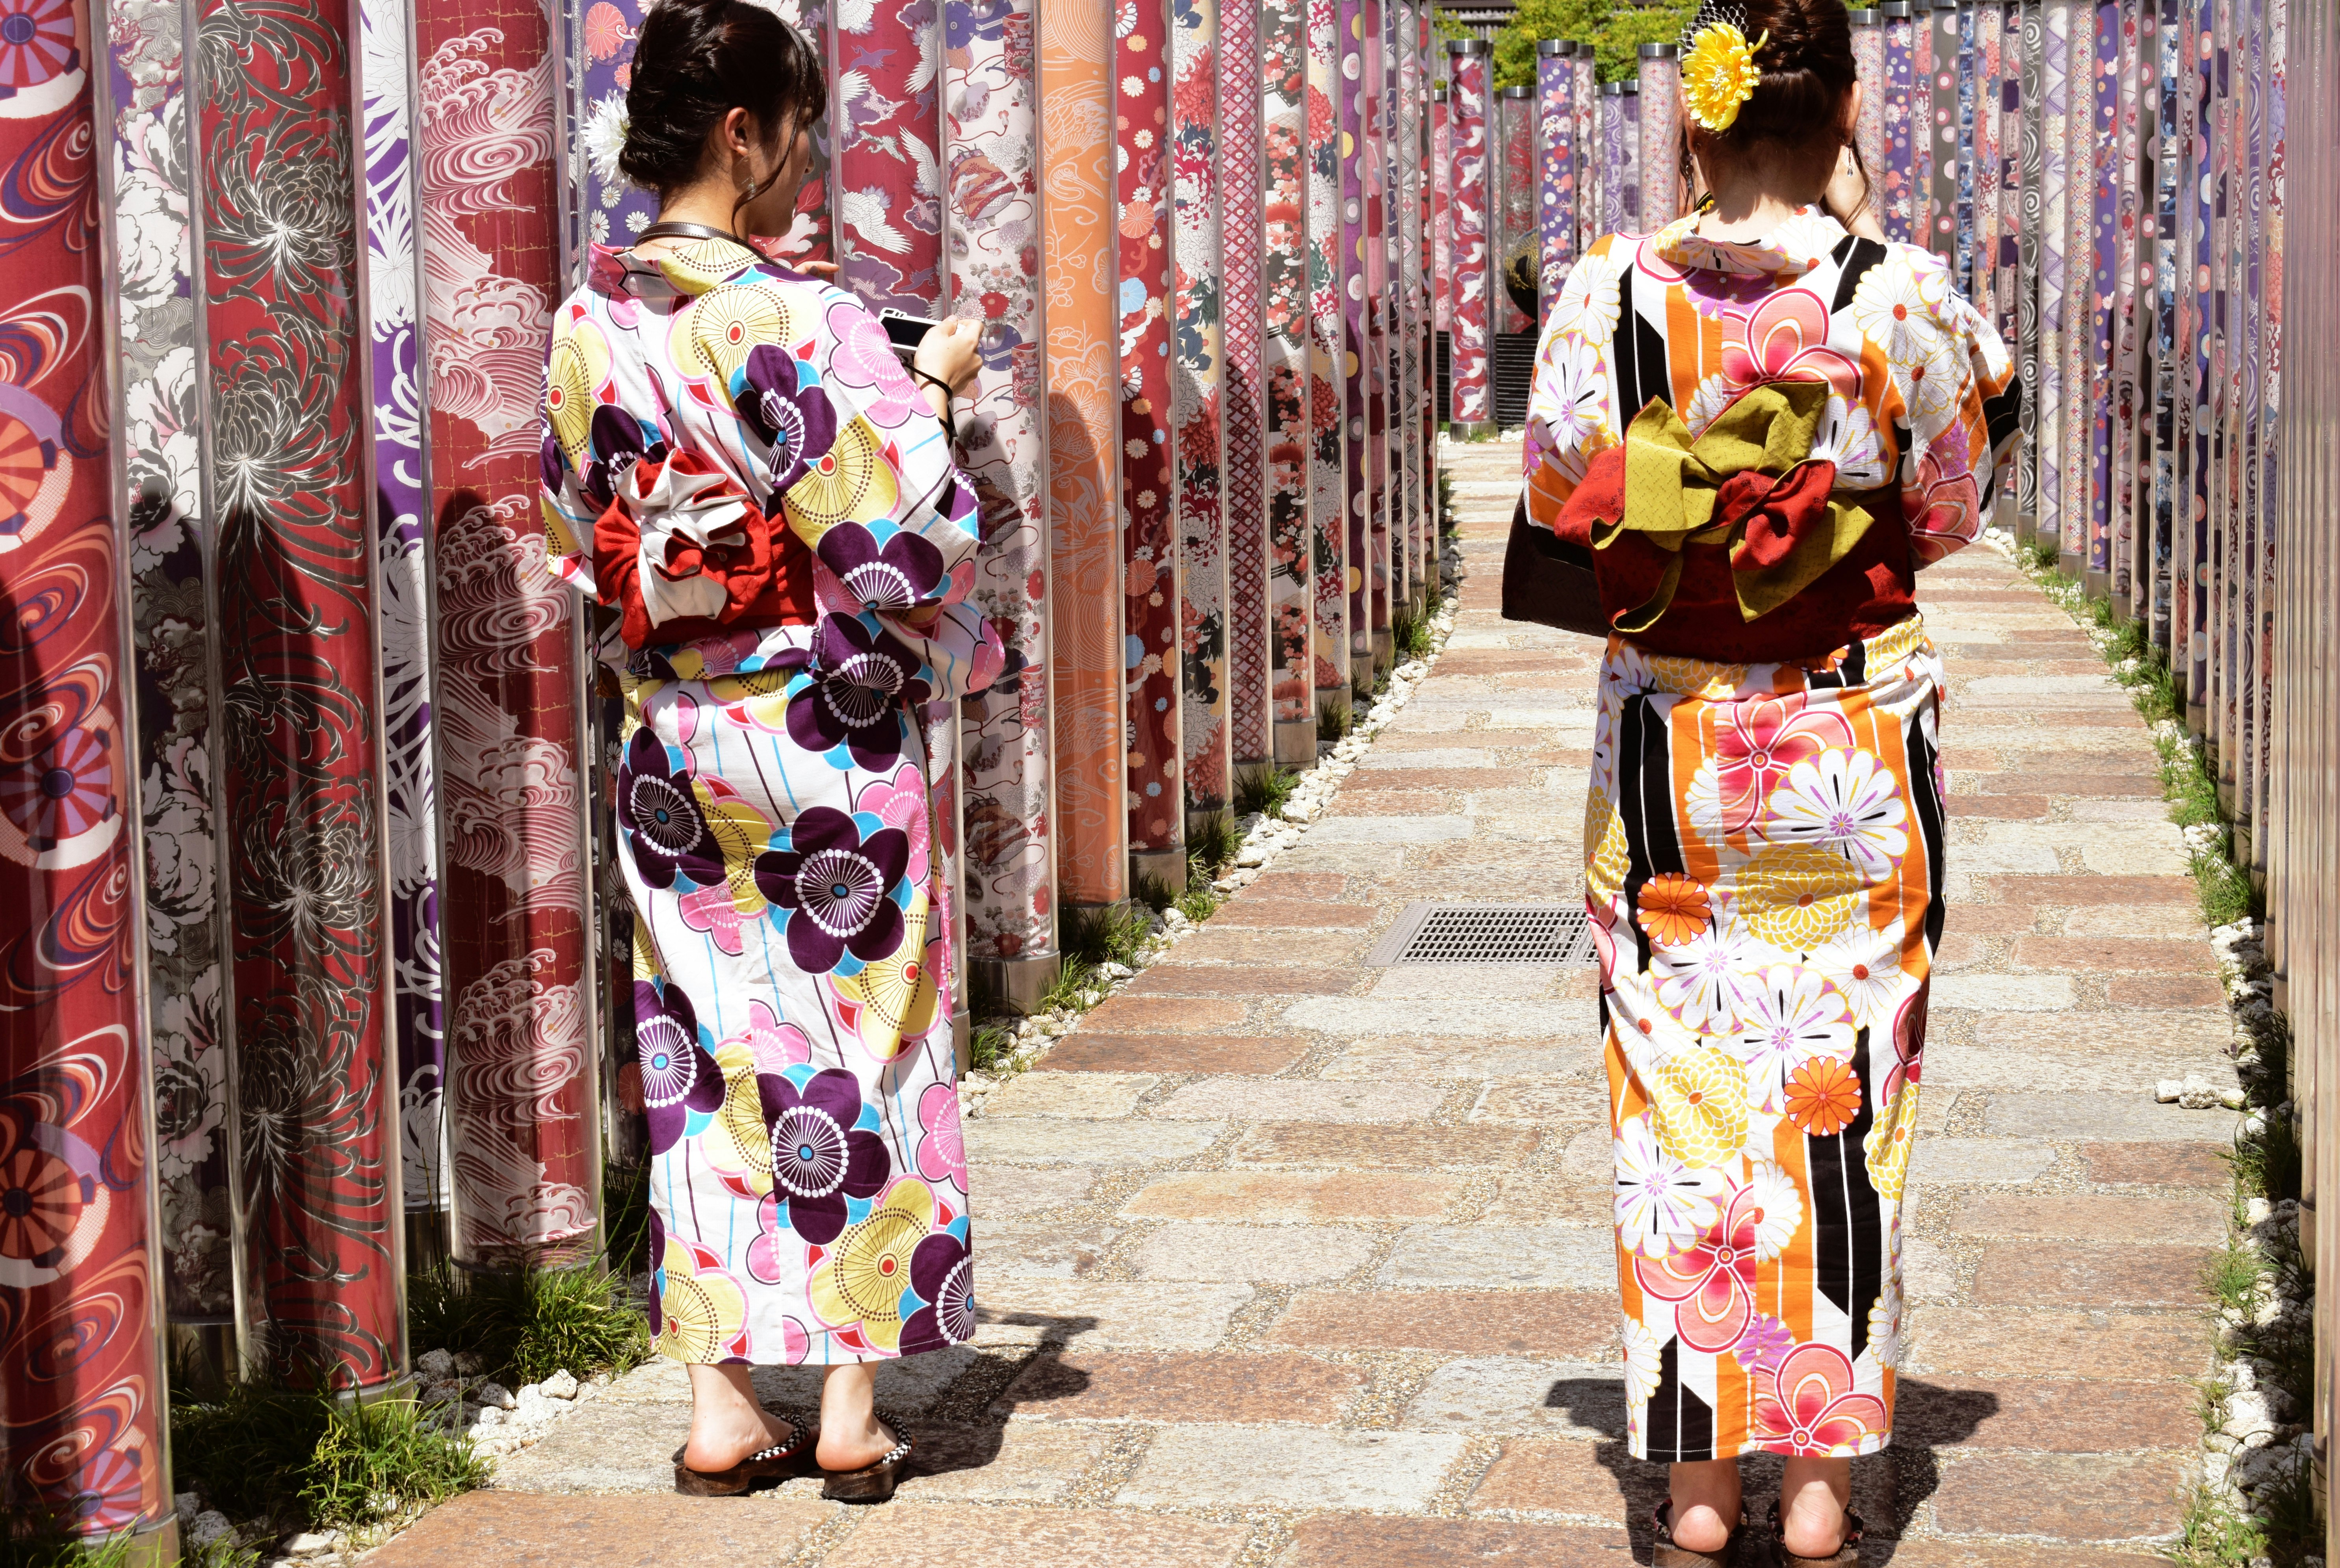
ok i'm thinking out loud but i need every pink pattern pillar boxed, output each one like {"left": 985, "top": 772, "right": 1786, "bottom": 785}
{"left": 1174, "top": 0, "right": 1231, "bottom": 821}
{"left": 1261, "top": 0, "right": 1317, "bottom": 764}
{"left": 1307, "top": 0, "right": 1352, "bottom": 715}
{"left": 0, "top": 0, "right": 173, "bottom": 1536}
{"left": 1118, "top": 0, "right": 1184, "bottom": 888}
{"left": 945, "top": 0, "right": 1058, "bottom": 1006}
{"left": 1573, "top": 42, "right": 1598, "bottom": 262}
{"left": 1222, "top": 0, "right": 1275, "bottom": 773}
{"left": 1447, "top": 39, "right": 1494, "bottom": 436}
{"left": 1850, "top": 10, "right": 1886, "bottom": 225}
{"left": 1639, "top": 43, "right": 1684, "bottom": 230}
{"left": 1432, "top": 89, "right": 1450, "bottom": 334}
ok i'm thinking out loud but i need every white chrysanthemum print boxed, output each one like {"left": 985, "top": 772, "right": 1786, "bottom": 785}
{"left": 1651, "top": 917, "right": 1757, "bottom": 1034}
{"left": 1621, "top": 1316, "right": 1667, "bottom": 1406}
{"left": 1764, "top": 749, "right": 1910, "bottom": 881}
{"left": 1810, "top": 393, "right": 1887, "bottom": 489}
{"left": 1808, "top": 917, "right": 1907, "bottom": 1027}
{"left": 1534, "top": 333, "right": 1611, "bottom": 454}
{"left": 1728, "top": 963, "right": 1855, "bottom": 1110}
{"left": 1614, "top": 1113, "right": 1727, "bottom": 1259}
{"left": 1684, "top": 371, "right": 1739, "bottom": 437}
{"left": 1847, "top": 251, "right": 1944, "bottom": 368}
{"left": 1744, "top": 1159, "right": 1805, "bottom": 1261}
{"left": 1550, "top": 244, "right": 1626, "bottom": 340}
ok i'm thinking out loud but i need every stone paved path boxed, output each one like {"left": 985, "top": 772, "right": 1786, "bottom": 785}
{"left": 370, "top": 440, "right": 2234, "bottom": 1567}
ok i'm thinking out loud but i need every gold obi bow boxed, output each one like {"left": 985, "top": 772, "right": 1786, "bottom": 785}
{"left": 1594, "top": 380, "right": 1876, "bottom": 632}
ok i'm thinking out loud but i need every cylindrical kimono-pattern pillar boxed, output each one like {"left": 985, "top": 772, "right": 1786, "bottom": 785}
{"left": 1638, "top": 44, "right": 1682, "bottom": 232}
{"left": 418, "top": 0, "right": 602, "bottom": 1274}
{"left": 1881, "top": 3, "right": 1915, "bottom": 243}
{"left": 1356, "top": 0, "right": 1391, "bottom": 671}
{"left": 1336, "top": 0, "right": 1369, "bottom": 678}
{"left": 1600, "top": 81, "right": 1640, "bottom": 237}
{"left": 1955, "top": 0, "right": 1978, "bottom": 290}
{"left": 2177, "top": 0, "right": 2209, "bottom": 710}
{"left": 197, "top": 0, "right": 406, "bottom": 1377}
{"left": 1116, "top": 0, "right": 1184, "bottom": 886}
{"left": 2083, "top": 0, "right": 2118, "bottom": 582}
{"left": 1174, "top": 0, "right": 1231, "bottom": 821}
{"left": 1221, "top": 0, "right": 1274, "bottom": 772}
{"left": 112, "top": 0, "right": 236, "bottom": 1325}
{"left": 1537, "top": 44, "right": 1576, "bottom": 336}
{"left": 1572, "top": 43, "right": 1597, "bottom": 262}
{"left": 1390, "top": 0, "right": 1421, "bottom": 614}
{"left": 2110, "top": 0, "right": 2143, "bottom": 604}
{"left": 2252, "top": 0, "right": 2281, "bottom": 869}
{"left": 1972, "top": 0, "right": 2001, "bottom": 320}
{"left": 1432, "top": 89, "right": 1450, "bottom": 333}
{"left": 2, "top": 0, "right": 173, "bottom": 1536}
{"left": 1447, "top": 41, "right": 1493, "bottom": 435}
{"left": 1041, "top": 0, "right": 1128, "bottom": 910}
{"left": 1307, "top": 0, "right": 1351, "bottom": 712}
{"left": 834, "top": 0, "right": 942, "bottom": 311}
{"left": 1926, "top": 0, "right": 1960, "bottom": 262}
{"left": 2016, "top": 0, "right": 2043, "bottom": 529}
{"left": 1262, "top": 0, "right": 1315, "bottom": 762}
{"left": 358, "top": 0, "right": 444, "bottom": 1240}
{"left": 1493, "top": 85, "right": 1536, "bottom": 334}
{"left": 945, "top": 0, "right": 1058, "bottom": 1005}
{"left": 2036, "top": 0, "right": 2069, "bottom": 545}
{"left": 2144, "top": 0, "right": 2181, "bottom": 640}
{"left": 1850, "top": 10, "right": 1886, "bottom": 216}
{"left": 2058, "top": 0, "right": 2095, "bottom": 568}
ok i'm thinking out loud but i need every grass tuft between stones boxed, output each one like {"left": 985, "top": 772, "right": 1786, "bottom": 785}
{"left": 407, "top": 1261, "right": 650, "bottom": 1390}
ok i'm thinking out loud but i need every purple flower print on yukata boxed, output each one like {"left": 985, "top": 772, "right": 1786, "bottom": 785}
{"left": 784, "top": 615, "right": 928, "bottom": 769}
{"left": 901, "top": 1230, "right": 975, "bottom": 1347}
{"left": 758, "top": 1066, "right": 892, "bottom": 1245}
{"left": 816, "top": 522, "right": 946, "bottom": 610}
{"left": 753, "top": 805, "right": 911, "bottom": 974}
{"left": 733, "top": 344, "right": 837, "bottom": 493}
{"left": 637, "top": 980, "right": 725, "bottom": 1156}
{"left": 618, "top": 727, "right": 721, "bottom": 890}
{"left": 581, "top": 405, "right": 674, "bottom": 509}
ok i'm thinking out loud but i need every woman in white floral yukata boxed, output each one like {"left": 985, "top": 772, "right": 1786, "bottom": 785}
{"left": 1522, "top": 0, "right": 2020, "bottom": 1561}
{"left": 537, "top": 0, "right": 999, "bottom": 1505}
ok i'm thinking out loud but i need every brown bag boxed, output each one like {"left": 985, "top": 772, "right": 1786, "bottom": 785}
{"left": 1499, "top": 494, "right": 1609, "bottom": 637}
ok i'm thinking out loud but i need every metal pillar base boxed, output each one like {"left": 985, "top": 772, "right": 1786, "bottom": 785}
{"left": 1372, "top": 628, "right": 1394, "bottom": 674}
{"left": 952, "top": 1006, "right": 971, "bottom": 1078}
{"left": 1129, "top": 846, "right": 1187, "bottom": 897}
{"left": 1272, "top": 719, "right": 1316, "bottom": 767}
{"left": 405, "top": 1205, "right": 450, "bottom": 1282}
{"left": 969, "top": 953, "right": 1062, "bottom": 1018}
{"left": 2109, "top": 592, "right": 2134, "bottom": 626}
{"left": 1449, "top": 419, "right": 1497, "bottom": 439}
{"left": 2083, "top": 568, "right": 2112, "bottom": 602}
{"left": 2015, "top": 511, "right": 2037, "bottom": 547}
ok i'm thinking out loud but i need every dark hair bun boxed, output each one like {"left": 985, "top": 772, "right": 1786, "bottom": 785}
{"left": 619, "top": 0, "right": 828, "bottom": 197}
{"left": 1691, "top": 0, "right": 1857, "bottom": 148}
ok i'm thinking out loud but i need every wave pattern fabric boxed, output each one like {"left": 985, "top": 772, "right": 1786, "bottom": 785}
{"left": 540, "top": 240, "right": 1001, "bottom": 1364}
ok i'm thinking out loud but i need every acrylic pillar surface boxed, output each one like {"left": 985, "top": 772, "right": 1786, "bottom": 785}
{"left": 1042, "top": 0, "right": 1128, "bottom": 907}
{"left": 1220, "top": 0, "right": 1273, "bottom": 767}
{"left": 1362, "top": 0, "right": 1391, "bottom": 653}
{"left": 832, "top": 0, "right": 943, "bottom": 312}
{"left": 358, "top": 0, "right": 442, "bottom": 1228}
{"left": 1883, "top": 7, "right": 1915, "bottom": 243}
{"left": 1493, "top": 88, "right": 1535, "bottom": 334}
{"left": 1928, "top": 2, "right": 1961, "bottom": 260}
{"left": 1261, "top": 0, "right": 1314, "bottom": 746}
{"left": 1116, "top": 0, "right": 1183, "bottom": 866}
{"left": 1852, "top": 11, "right": 1887, "bottom": 212}
{"left": 1972, "top": 0, "right": 2002, "bottom": 321}
{"left": 0, "top": 0, "right": 171, "bottom": 1528}
{"left": 1537, "top": 46, "right": 1574, "bottom": 325}
{"left": 1446, "top": 45, "right": 1490, "bottom": 427}
{"left": 2016, "top": 0, "right": 2043, "bottom": 523}
{"left": 2036, "top": 0, "right": 2069, "bottom": 543}
{"left": 114, "top": 0, "right": 238, "bottom": 1316}
{"left": 1637, "top": 49, "right": 1681, "bottom": 232}
{"left": 1174, "top": 0, "right": 1231, "bottom": 814}
{"left": 197, "top": 0, "right": 405, "bottom": 1378}
{"left": 2058, "top": 0, "right": 2094, "bottom": 564}
{"left": 1338, "top": 0, "right": 1374, "bottom": 671}
{"left": 1600, "top": 84, "right": 1640, "bottom": 237}
{"left": 416, "top": 0, "right": 601, "bottom": 1272}
{"left": 1307, "top": 0, "right": 1350, "bottom": 700}
{"left": 1571, "top": 47, "right": 1596, "bottom": 259}
{"left": 944, "top": 0, "right": 1057, "bottom": 969}
{"left": 1431, "top": 91, "right": 1450, "bottom": 333}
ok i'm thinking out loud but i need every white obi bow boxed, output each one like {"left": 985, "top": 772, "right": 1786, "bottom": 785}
{"left": 618, "top": 457, "right": 754, "bottom": 628}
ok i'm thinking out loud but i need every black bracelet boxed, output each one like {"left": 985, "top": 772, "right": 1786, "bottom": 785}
{"left": 911, "top": 369, "right": 958, "bottom": 440}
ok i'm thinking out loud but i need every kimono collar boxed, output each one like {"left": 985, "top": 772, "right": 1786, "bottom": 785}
{"left": 589, "top": 236, "right": 811, "bottom": 298}
{"left": 1649, "top": 205, "right": 1848, "bottom": 279}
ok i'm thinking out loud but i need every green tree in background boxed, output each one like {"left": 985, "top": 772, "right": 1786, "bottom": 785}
{"left": 1490, "top": 0, "right": 1698, "bottom": 88}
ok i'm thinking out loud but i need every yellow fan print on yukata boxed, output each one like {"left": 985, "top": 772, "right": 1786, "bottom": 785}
{"left": 680, "top": 281, "right": 811, "bottom": 388}
{"left": 783, "top": 414, "right": 901, "bottom": 551}
{"left": 831, "top": 895, "right": 937, "bottom": 1060}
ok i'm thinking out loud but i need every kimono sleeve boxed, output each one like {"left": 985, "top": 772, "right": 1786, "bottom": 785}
{"left": 758, "top": 284, "right": 987, "bottom": 615}
{"left": 539, "top": 307, "right": 604, "bottom": 596}
{"left": 1521, "top": 237, "right": 1626, "bottom": 535}
{"left": 1900, "top": 268, "right": 2023, "bottom": 567}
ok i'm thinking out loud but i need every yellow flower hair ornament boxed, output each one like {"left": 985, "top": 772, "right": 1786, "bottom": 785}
{"left": 1680, "top": 14, "right": 1769, "bottom": 133}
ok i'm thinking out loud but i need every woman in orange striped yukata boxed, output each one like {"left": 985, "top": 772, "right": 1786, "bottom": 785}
{"left": 1521, "top": 0, "right": 2019, "bottom": 1560}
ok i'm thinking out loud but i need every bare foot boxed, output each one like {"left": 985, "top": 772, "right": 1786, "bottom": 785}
{"left": 815, "top": 1364, "right": 895, "bottom": 1471}
{"left": 1667, "top": 1457, "right": 1742, "bottom": 1554}
{"left": 682, "top": 1363, "right": 799, "bottom": 1473}
{"left": 1778, "top": 1457, "right": 1853, "bottom": 1559}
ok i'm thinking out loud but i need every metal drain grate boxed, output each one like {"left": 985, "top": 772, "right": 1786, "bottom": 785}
{"left": 1366, "top": 902, "right": 1595, "bottom": 966}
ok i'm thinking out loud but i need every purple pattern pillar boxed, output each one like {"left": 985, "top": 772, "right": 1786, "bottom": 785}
{"left": 1927, "top": 0, "right": 1961, "bottom": 261}
{"left": 1638, "top": 44, "right": 1682, "bottom": 232}
{"left": 1882, "top": 2, "right": 1916, "bottom": 243}
{"left": 1447, "top": 39, "right": 1493, "bottom": 433}
{"left": 1601, "top": 80, "right": 1640, "bottom": 237}
{"left": 1222, "top": 0, "right": 1274, "bottom": 770}
{"left": 2037, "top": 0, "right": 2069, "bottom": 548}
{"left": 1537, "top": 42, "right": 1577, "bottom": 332}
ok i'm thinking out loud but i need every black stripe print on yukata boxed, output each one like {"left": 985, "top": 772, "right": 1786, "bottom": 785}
{"left": 1906, "top": 694, "right": 1950, "bottom": 952}
{"left": 1807, "top": 632, "right": 1870, "bottom": 691}
{"left": 1616, "top": 693, "right": 1686, "bottom": 974}
{"left": 1828, "top": 237, "right": 1889, "bottom": 316}
{"left": 1613, "top": 267, "right": 1644, "bottom": 416}
{"left": 1646, "top": 1334, "right": 1717, "bottom": 1462}
{"left": 1806, "top": 1029, "right": 1886, "bottom": 1361}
